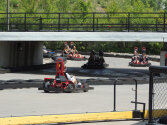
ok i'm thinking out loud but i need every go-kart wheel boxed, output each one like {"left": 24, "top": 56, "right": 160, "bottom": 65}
{"left": 44, "top": 89, "right": 49, "bottom": 93}
{"left": 65, "top": 83, "right": 74, "bottom": 93}
{"left": 67, "top": 83, "right": 74, "bottom": 89}
{"left": 83, "top": 83, "right": 89, "bottom": 92}
{"left": 147, "top": 63, "right": 151, "bottom": 67}
{"left": 43, "top": 81, "right": 50, "bottom": 93}
{"left": 129, "top": 62, "right": 132, "bottom": 66}
{"left": 81, "top": 64, "right": 86, "bottom": 69}
{"left": 47, "top": 53, "right": 52, "bottom": 58}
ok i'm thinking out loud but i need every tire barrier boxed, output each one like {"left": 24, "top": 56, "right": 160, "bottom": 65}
{"left": 6, "top": 63, "right": 57, "bottom": 72}
{"left": 0, "top": 79, "right": 43, "bottom": 90}
{"left": 51, "top": 56, "right": 67, "bottom": 63}
{"left": 0, "top": 78, "right": 149, "bottom": 90}
{"left": 0, "top": 68, "right": 10, "bottom": 74}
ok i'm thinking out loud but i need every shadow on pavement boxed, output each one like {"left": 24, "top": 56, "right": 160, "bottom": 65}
{"left": 12, "top": 66, "right": 149, "bottom": 79}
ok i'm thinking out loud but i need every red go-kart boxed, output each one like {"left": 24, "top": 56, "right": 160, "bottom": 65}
{"left": 62, "top": 42, "right": 87, "bottom": 61}
{"left": 38, "top": 58, "right": 93, "bottom": 93}
{"left": 129, "top": 47, "right": 151, "bottom": 67}
{"left": 129, "top": 56, "right": 151, "bottom": 67}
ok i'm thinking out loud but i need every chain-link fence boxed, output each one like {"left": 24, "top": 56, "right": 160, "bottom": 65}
{"left": 0, "top": 12, "right": 167, "bottom": 32}
{"left": 148, "top": 66, "right": 167, "bottom": 124}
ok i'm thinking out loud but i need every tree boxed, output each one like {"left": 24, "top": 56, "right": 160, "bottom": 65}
{"left": 56, "top": 0, "right": 70, "bottom": 12}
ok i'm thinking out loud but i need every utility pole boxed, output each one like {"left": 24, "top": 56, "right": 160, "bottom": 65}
{"left": 7, "top": 0, "right": 10, "bottom": 31}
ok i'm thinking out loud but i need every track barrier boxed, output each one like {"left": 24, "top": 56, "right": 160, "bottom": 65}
{"left": 148, "top": 66, "right": 167, "bottom": 124}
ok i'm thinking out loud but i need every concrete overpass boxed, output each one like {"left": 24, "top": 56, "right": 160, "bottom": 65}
{"left": 0, "top": 32, "right": 167, "bottom": 42}
{"left": 0, "top": 32, "right": 167, "bottom": 67}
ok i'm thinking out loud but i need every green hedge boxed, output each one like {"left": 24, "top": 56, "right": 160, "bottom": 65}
{"left": 45, "top": 41, "right": 163, "bottom": 55}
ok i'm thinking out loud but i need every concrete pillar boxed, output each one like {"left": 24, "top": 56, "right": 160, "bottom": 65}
{"left": 0, "top": 41, "right": 43, "bottom": 67}
{"left": 160, "top": 51, "right": 167, "bottom": 66}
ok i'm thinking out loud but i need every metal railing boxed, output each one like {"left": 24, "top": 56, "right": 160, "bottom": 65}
{"left": 0, "top": 12, "right": 167, "bottom": 32}
{"left": 148, "top": 66, "right": 167, "bottom": 124}
{"left": 111, "top": 78, "right": 138, "bottom": 111}
{"left": 111, "top": 78, "right": 146, "bottom": 120}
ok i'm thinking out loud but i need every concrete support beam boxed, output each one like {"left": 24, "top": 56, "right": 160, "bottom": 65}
{"left": 0, "top": 41, "right": 43, "bottom": 67}
{"left": 0, "top": 32, "right": 167, "bottom": 42}
{"left": 160, "top": 51, "right": 167, "bottom": 66}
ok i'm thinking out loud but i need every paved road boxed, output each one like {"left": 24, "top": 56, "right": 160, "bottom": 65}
{"left": 0, "top": 57, "right": 156, "bottom": 124}
{"left": 43, "top": 57, "right": 159, "bottom": 78}
{"left": 0, "top": 85, "right": 148, "bottom": 118}
{"left": 0, "top": 57, "right": 159, "bottom": 81}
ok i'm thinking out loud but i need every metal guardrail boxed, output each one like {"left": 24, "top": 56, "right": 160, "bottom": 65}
{"left": 0, "top": 12, "right": 167, "bottom": 32}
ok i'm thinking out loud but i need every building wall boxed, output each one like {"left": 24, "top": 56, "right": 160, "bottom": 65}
{"left": 0, "top": 41, "right": 43, "bottom": 67}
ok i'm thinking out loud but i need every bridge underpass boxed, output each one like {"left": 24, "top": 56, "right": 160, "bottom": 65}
{"left": 0, "top": 32, "right": 167, "bottom": 67}
{"left": 0, "top": 41, "right": 43, "bottom": 67}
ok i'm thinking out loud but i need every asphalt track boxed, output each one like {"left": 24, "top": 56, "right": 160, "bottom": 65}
{"left": 42, "top": 57, "right": 159, "bottom": 79}
{"left": 0, "top": 57, "right": 159, "bottom": 80}
{"left": 0, "top": 57, "right": 159, "bottom": 124}
{"left": 0, "top": 85, "right": 148, "bottom": 118}
{"left": 0, "top": 57, "right": 159, "bottom": 90}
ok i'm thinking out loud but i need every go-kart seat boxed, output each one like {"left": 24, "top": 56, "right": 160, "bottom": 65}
{"left": 56, "top": 75, "right": 61, "bottom": 83}
{"left": 59, "top": 75, "right": 67, "bottom": 82}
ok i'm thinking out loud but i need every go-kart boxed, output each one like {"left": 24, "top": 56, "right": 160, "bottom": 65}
{"left": 129, "top": 55, "right": 151, "bottom": 67}
{"left": 38, "top": 58, "right": 93, "bottom": 93}
{"left": 129, "top": 47, "right": 151, "bottom": 67}
{"left": 82, "top": 50, "right": 109, "bottom": 69}
{"left": 82, "top": 62, "right": 109, "bottom": 69}
{"left": 51, "top": 56, "right": 67, "bottom": 64}
{"left": 63, "top": 53, "right": 87, "bottom": 61}
{"left": 129, "top": 61, "right": 151, "bottom": 67}
{"left": 43, "top": 49, "right": 55, "bottom": 58}
{"left": 62, "top": 42, "right": 87, "bottom": 61}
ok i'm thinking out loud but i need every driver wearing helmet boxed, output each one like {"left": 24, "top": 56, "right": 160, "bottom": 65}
{"left": 139, "top": 48, "right": 148, "bottom": 63}
{"left": 131, "top": 47, "right": 139, "bottom": 63}
{"left": 63, "top": 66, "right": 81, "bottom": 86}
{"left": 98, "top": 50, "right": 105, "bottom": 65}
{"left": 88, "top": 50, "right": 96, "bottom": 64}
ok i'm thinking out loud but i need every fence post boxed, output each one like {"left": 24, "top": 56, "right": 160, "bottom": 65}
{"left": 24, "top": 13, "right": 27, "bottom": 31}
{"left": 164, "top": 13, "right": 166, "bottom": 32}
{"left": 7, "top": 0, "right": 10, "bottom": 31}
{"left": 97, "top": 18, "right": 98, "bottom": 31}
{"left": 134, "top": 79, "right": 138, "bottom": 111}
{"left": 127, "top": 13, "right": 130, "bottom": 32}
{"left": 67, "top": 18, "right": 69, "bottom": 31}
{"left": 156, "top": 18, "right": 158, "bottom": 32}
{"left": 113, "top": 80, "right": 117, "bottom": 112}
{"left": 58, "top": 13, "right": 61, "bottom": 32}
{"left": 148, "top": 71, "right": 153, "bottom": 124}
{"left": 93, "top": 13, "right": 95, "bottom": 32}
{"left": 39, "top": 16, "right": 42, "bottom": 31}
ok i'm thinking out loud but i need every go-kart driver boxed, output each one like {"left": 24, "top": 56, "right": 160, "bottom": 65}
{"left": 98, "top": 50, "right": 105, "bottom": 65}
{"left": 88, "top": 50, "right": 96, "bottom": 64}
{"left": 139, "top": 48, "right": 148, "bottom": 64}
{"left": 72, "top": 46, "right": 84, "bottom": 58}
{"left": 131, "top": 47, "right": 139, "bottom": 63}
{"left": 64, "top": 45, "right": 71, "bottom": 54}
{"left": 43, "top": 45, "right": 48, "bottom": 53}
{"left": 63, "top": 42, "right": 84, "bottom": 59}
{"left": 63, "top": 45, "right": 73, "bottom": 58}
{"left": 63, "top": 66, "right": 82, "bottom": 87}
